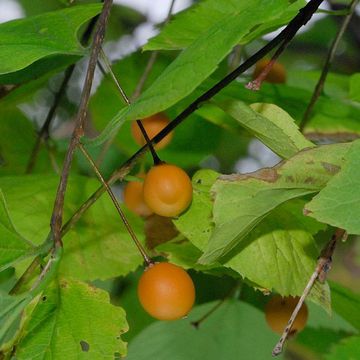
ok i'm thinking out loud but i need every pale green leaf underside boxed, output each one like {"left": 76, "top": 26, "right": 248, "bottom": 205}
{"left": 88, "top": 0, "right": 302, "bottom": 146}
{"left": 0, "top": 4, "right": 102, "bottom": 75}
{"left": 216, "top": 101, "right": 313, "bottom": 159}
{"left": 14, "top": 279, "right": 128, "bottom": 359}
{"left": 199, "top": 143, "right": 350, "bottom": 264}
{"left": 144, "top": 0, "right": 305, "bottom": 51}
{"left": 305, "top": 139, "right": 360, "bottom": 234}
{"left": 325, "top": 336, "right": 360, "bottom": 360}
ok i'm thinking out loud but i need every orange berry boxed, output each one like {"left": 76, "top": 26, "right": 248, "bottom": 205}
{"left": 253, "top": 59, "right": 287, "bottom": 84}
{"left": 138, "top": 262, "right": 195, "bottom": 320}
{"left": 131, "top": 113, "right": 173, "bottom": 150}
{"left": 123, "top": 174, "right": 152, "bottom": 217}
{"left": 265, "top": 295, "right": 308, "bottom": 335}
{"left": 143, "top": 163, "right": 193, "bottom": 217}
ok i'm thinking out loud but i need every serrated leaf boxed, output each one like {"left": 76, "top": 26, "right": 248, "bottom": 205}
{"left": 145, "top": 0, "right": 304, "bottom": 51}
{"left": 0, "top": 175, "right": 144, "bottom": 281}
{"left": 88, "top": 0, "right": 304, "bottom": 146}
{"left": 199, "top": 143, "right": 350, "bottom": 264}
{"left": 14, "top": 279, "right": 128, "bottom": 359}
{"left": 225, "top": 200, "right": 327, "bottom": 300}
{"left": 305, "top": 140, "right": 360, "bottom": 234}
{"left": 325, "top": 336, "right": 360, "bottom": 360}
{"left": 0, "top": 190, "right": 35, "bottom": 271}
{"left": 127, "top": 300, "right": 285, "bottom": 360}
{"left": 0, "top": 4, "right": 102, "bottom": 76}
{"left": 215, "top": 101, "right": 313, "bottom": 159}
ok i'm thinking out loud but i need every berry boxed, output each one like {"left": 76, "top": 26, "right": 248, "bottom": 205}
{"left": 131, "top": 113, "right": 173, "bottom": 150}
{"left": 143, "top": 163, "right": 192, "bottom": 217}
{"left": 265, "top": 295, "right": 308, "bottom": 335}
{"left": 253, "top": 59, "right": 287, "bottom": 84}
{"left": 137, "top": 262, "right": 195, "bottom": 320}
{"left": 123, "top": 174, "right": 152, "bottom": 217}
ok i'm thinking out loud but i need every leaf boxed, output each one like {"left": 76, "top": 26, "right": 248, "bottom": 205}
{"left": 349, "top": 73, "right": 360, "bottom": 102}
{"left": 0, "top": 4, "right": 102, "bottom": 76}
{"left": 305, "top": 139, "right": 360, "bottom": 234}
{"left": 0, "top": 190, "right": 35, "bottom": 271}
{"left": 14, "top": 279, "right": 128, "bottom": 359}
{"left": 199, "top": 143, "right": 350, "bottom": 264}
{"left": 225, "top": 200, "right": 327, "bottom": 299}
{"left": 0, "top": 175, "right": 144, "bottom": 281}
{"left": 89, "top": 0, "right": 304, "bottom": 146}
{"left": 325, "top": 336, "right": 360, "bottom": 360}
{"left": 127, "top": 300, "right": 285, "bottom": 360}
{"left": 0, "top": 292, "right": 33, "bottom": 351}
{"left": 215, "top": 101, "right": 313, "bottom": 159}
{"left": 330, "top": 281, "right": 360, "bottom": 332}
{"left": 144, "top": 0, "right": 304, "bottom": 51}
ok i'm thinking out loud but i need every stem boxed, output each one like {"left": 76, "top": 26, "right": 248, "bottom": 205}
{"left": 78, "top": 143, "right": 152, "bottom": 265}
{"left": 98, "top": 48, "right": 162, "bottom": 165}
{"left": 299, "top": 0, "right": 359, "bottom": 131}
{"left": 25, "top": 16, "right": 99, "bottom": 174}
{"left": 61, "top": 0, "right": 323, "bottom": 240}
{"left": 272, "top": 228, "right": 346, "bottom": 356}
{"left": 50, "top": 0, "right": 113, "bottom": 248}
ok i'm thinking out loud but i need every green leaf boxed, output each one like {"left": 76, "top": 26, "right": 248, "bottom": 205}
{"left": 305, "top": 139, "right": 360, "bottom": 234}
{"left": 145, "top": 0, "right": 304, "bottom": 51}
{"left": 349, "top": 73, "right": 360, "bottom": 102}
{"left": 0, "top": 175, "right": 144, "bottom": 280}
{"left": 325, "top": 336, "right": 360, "bottom": 360}
{"left": 0, "top": 4, "right": 102, "bottom": 76}
{"left": 0, "top": 292, "right": 33, "bottom": 351}
{"left": 330, "top": 281, "right": 360, "bottom": 332}
{"left": 199, "top": 143, "right": 350, "bottom": 264}
{"left": 0, "top": 190, "right": 35, "bottom": 271}
{"left": 215, "top": 101, "right": 313, "bottom": 159}
{"left": 225, "top": 200, "right": 327, "bottom": 299}
{"left": 14, "top": 279, "right": 128, "bottom": 359}
{"left": 127, "top": 300, "right": 285, "bottom": 360}
{"left": 89, "top": 0, "right": 305, "bottom": 146}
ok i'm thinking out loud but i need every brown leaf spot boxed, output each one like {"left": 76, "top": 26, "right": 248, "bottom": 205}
{"left": 303, "top": 208, "right": 312, "bottom": 216}
{"left": 304, "top": 177, "right": 315, "bottom": 184}
{"left": 220, "top": 167, "right": 280, "bottom": 183}
{"left": 321, "top": 162, "right": 341, "bottom": 175}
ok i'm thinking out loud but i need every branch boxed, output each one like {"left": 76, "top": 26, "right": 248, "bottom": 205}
{"left": 25, "top": 16, "right": 99, "bottom": 174}
{"left": 59, "top": 0, "right": 324, "bottom": 236}
{"left": 272, "top": 228, "right": 347, "bottom": 356}
{"left": 300, "top": 0, "right": 359, "bottom": 131}
{"left": 78, "top": 142, "right": 152, "bottom": 265}
{"left": 50, "top": 0, "right": 113, "bottom": 248}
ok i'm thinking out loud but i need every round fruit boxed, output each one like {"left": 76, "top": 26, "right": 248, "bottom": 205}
{"left": 265, "top": 295, "right": 308, "bottom": 335}
{"left": 131, "top": 113, "right": 173, "bottom": 150}
{"left": 253, "top": 59, "right": 286, "bottom": 84}
{"left": 123, "top": 174, "right": 152, "bottom": 217}
{"left": 137, "top": 262, "right": 195, "bottom": 320}
{"left": 143, "top": 163, "right": 192, "bottom": 217}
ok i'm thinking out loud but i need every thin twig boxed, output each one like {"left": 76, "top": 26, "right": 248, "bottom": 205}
{"left": 50, "top": 0, "right": 113, "bottom": 249}
{"left": 272, "top": 228, "right": 346, "bottom": 356}
{"left": 98, "top": 49, "right": 162, "bottom": 164}
{"left": 25, "top": 17, "right": 99, "bottom": 174}
{"left": 299, "top": 0, "right": 359, "bottom": 131}
{"left": 78, "top": 143, "right": 152, "bottom": 265}
{"left": 131, "top": 0, "right": 177, "bottom": 100}
{"left": 60, "top": 0, "right": 324, "bottom": 236}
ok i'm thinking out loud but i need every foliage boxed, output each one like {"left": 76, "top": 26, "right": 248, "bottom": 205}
{"left": 0, "top": 0, "right": 359, "bottom": 359}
